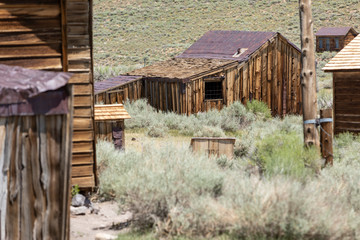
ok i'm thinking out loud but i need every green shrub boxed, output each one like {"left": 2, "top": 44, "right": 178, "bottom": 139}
{"left": 246, "top": 100, "right": 272, "bottom": 119}
{"left": 255, "top": 131, "right": 320, "bottom": 178}
{"left": 146, "top": 124, "right": 168, "bottom": 138}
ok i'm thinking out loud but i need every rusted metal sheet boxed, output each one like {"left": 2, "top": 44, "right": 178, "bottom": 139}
{"left": 0, "top": 64, "right": 71, "bottom": 104}
{"left": 94, "top": 75, "right": 142, "bottom": 94}
{"left": 0, "top": 64, "right": 71, "bottom": 116}
{"left": 178, "top": 31, "right": 277, "bottom": 61}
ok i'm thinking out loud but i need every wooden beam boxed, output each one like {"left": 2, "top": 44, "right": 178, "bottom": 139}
{"left": 299, "top": 0, "right": 320, "bottom": 148}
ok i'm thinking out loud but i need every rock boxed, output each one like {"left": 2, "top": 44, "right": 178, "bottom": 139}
{"left": 72, "top": 193, "right": 86, "bottom": 207}
{"left": 70, "top": 206, "right": 88, "bottom": 216}
{"left": 95, "top": 232, "right": 117, "bottom": 240}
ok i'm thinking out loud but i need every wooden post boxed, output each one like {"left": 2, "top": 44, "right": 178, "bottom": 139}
{"left": 299, "top": 0, "right": 320, "bottom": 148}
{"left": 320, "top": 109, "right": 333, "bottom": 166}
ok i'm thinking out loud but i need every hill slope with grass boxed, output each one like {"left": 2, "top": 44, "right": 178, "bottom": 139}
{"left": 93, "top": 0, "right": 360, "bottom": 72}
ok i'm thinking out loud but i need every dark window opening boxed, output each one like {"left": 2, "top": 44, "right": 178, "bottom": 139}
{"left": 319, "top": 38, "right": 323, "bottom": 49}
{"left": 326, "top": 38, "right": 330, "bottom": 50}
{"left": 205, "top": 81, "right": 222, "bottom": 100}
{"left": 335, "top": 38, "right": 340, "bottom": 49}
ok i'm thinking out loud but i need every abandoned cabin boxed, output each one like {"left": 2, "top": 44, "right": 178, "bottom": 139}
{"left": 95, "top": 30, "right": 302, "bottom": 116}
{"left": 323, "top": 34, "right": 360, "bottom": 135}
{"left": 316, "top": 27, "right": 358, "bottom": 52}
{"left": 0, "top": 0, "right": 96, "bottom": 188}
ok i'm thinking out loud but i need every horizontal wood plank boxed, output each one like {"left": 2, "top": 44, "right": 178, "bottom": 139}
{"left": 0, "top": 44, "right": 61, "bottom": 58}
{"left": 0, "top": 5, "right": 60, "bottom": 19}
{"left": 0, "top": 18, "right": 60, "bottom": 32}
{"left": 71, "top": 176, "right": 95, "bottom": 188}
{"left": 73, "top": 95, "right": 92, "bottom": 107}
{"left": 0, "top": 57, "right": 62, "bottom": 70}
{"left": 68, "top": 73, "right": 91, "bottom": 84}
{"left": 72, "top": 141, "right": 93, "bottom": 153}
{"left": 73, "top": 130, "right": 94, "bottom": 142}
{"left": 73, "top": 117, "right": 93, "bottom": 130}
{"left": 0, "top": 32, "right": 61, "bottom": 45}
{"left": 73, "top": 83, "right": 93, "bottom": 95}
{"left": 72, "top": 165, "right": 94, "bottom": 177}
{"left": 73, "top": 107, "right": 92, "bottom": 117}
{"left": 72, "top": 153, "right": 94, "bottom": 165}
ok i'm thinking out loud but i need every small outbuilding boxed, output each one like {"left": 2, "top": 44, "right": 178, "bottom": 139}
{"left": 323, "top": 34, "right": 360, "bottom": 134}
{"left": 94, "top": 104, "right": 131, "bottom": 149}
{"left": 0, "top": 64, "right": 73, "bottom": 239}
{"left": 316, "top": 27, "right": 358, "bottom": 52}
{"left": 96, "top": 31, "right": 302, "bottom": 116}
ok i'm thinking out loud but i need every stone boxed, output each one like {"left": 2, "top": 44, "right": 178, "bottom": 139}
{"left": 72, "top": 193, "right": 86, "bottom": 207}
{"left": 70, "top": 206, "right": 88, "bottom": 216}
{"left": 95, "top": 233, "right": 117, "bottom": 240}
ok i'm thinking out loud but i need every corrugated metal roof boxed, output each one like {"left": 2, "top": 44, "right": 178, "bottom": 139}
{"left": 177, "top": 31, "right": 281, "bottom": 61}
{"left": 315, "top": 27, "right": 357, "bottom": 36}
{"left": 95, "top": 75, "right": 142, "bottom": 94}
{"left": 0, "top": 64, "right": 71, "bottom": 104}
{"left": 94, "top": 104, "right": 131, "bottom": 121}
{"left": 323, "top": 35, "right": 360, "bottom": 71}
{"left": 128, "top": 58, "right": 235, "bottom": 80}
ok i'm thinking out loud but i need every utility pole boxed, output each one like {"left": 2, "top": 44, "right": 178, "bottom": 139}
{"left": 299, "top": 0, "right": 320, "bottom": 148}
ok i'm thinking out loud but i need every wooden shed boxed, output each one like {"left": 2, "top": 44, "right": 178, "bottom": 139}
{"left": 94, "top": 75, "right": 143, "bottom": 104}
{"left": 0, "top": 0, "right": 96, "bottom": 188}
{"left": 316, "top": 27, "right": 358, "bottom": 52}
{"left": 110, "top": 31, "right": 302, "bottom": 116}
{"left": 0, "top": 64, "right": 73, "bottom": 239}
{"left": 323, "top": 34, "right": 360, "bottom": 134}
{"left": 94, "top": 104, "right": 131, "bottom": 149}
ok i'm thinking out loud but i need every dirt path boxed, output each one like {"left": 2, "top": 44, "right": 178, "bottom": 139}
{"left": 70, "top": 201, "right": 131, "bottom": 240}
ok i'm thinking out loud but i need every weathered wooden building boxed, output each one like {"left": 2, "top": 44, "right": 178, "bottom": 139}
{"left": 0, "top": 0, "right": 96, "bottom": 188}
{"left": 323, "top": 34, "right": 360, "bottom": 134}
{"left": 95, "top": 104, "right": 131, "bottom": 149}
{"left": 96, "top": 31, "right": 302, "bottom": 116}
{"left": 94, "top": 75, "right": 143, "bottom": 104}
{"left": 0, "top": 65, "right": 73, "bottom": 240}
{"left": 316, "top": 27, "right": 358, "bottom": 52}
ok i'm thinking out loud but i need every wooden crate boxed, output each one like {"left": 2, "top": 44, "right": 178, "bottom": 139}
{"left": 191, "top": 137, "right": 236, "bottom": 159}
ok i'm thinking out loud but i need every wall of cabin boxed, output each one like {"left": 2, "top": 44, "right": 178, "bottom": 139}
{"left": 0, "top": 0, "right": 96, "bottom": 188}
{"left": 316, "top": 36, "right": 345, "bottom": 52}
{"left": 344, "top": 31, "right": 357, "bottom": 46}
{"left": 333, "top": 72, "right": 360, "bottom": 135}
{"left": 95, "top": 79, "right": 143, "bottom": 104}
{"left": 181, "top": 35, "right": 302, "bottom": 116}
{"left": 94, "top": 35, "right": 302, "bottom": 116}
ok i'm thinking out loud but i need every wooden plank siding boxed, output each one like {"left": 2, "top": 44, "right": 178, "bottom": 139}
{"left": 94, "top": 33, "right": 301, "bottom": 116}
{"left": 333, "top": 72, "right": 360, "bottom": 134}
{"left": 0, "top": 0, "right": 96, "bottom": 188}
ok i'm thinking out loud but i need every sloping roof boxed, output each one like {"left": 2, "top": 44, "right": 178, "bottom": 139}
{"left": 315, "top": 27, "right": 357, "bottom": 36}
{"left": 94, "top": 104, "right": 131, "bottom": 121}
{"left": 0, "top": 64, "right": 71, "bottom": 104}
{"left": 323, "top": 35, "right": 360, "bottom": 71}
{"left": 128, "top": 58, "right": 235, "bottom": 80}
{"left": 177, "top": 31, "right": 296, "bottom": 61}
{"left": 95, "top": 75, "right": 142, "bottom": 94}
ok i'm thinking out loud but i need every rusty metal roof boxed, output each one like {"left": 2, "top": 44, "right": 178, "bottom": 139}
{"left": 177, "top": 31, "right": 281, "bottom": 61}
{"left": 0, "top": 64, "right": 71, "bottom": 104}
{"left": 316, "top": 27, "right": 357, "bottom": 36}
{"left": 94, "top": 75, "right": 142, "bottom": 94}
{"left": 94, "top": 104, "right": 131, "bottom": 121}
{"left": 128, "top": 58, "right": 235, "bottom": 80}
{"left": 0, "top": 64, "right": 72, "bottom": 116}
{"left": 323, "top": 34, "right": 360, "bottom": 71}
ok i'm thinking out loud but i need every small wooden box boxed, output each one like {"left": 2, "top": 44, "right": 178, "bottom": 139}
{"left": 191, "top": 137, "right": 236, "bottom": 159}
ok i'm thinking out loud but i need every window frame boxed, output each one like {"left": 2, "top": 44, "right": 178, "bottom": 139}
{"left": 204, "top": 79, "right": 223, "bottom": 101}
